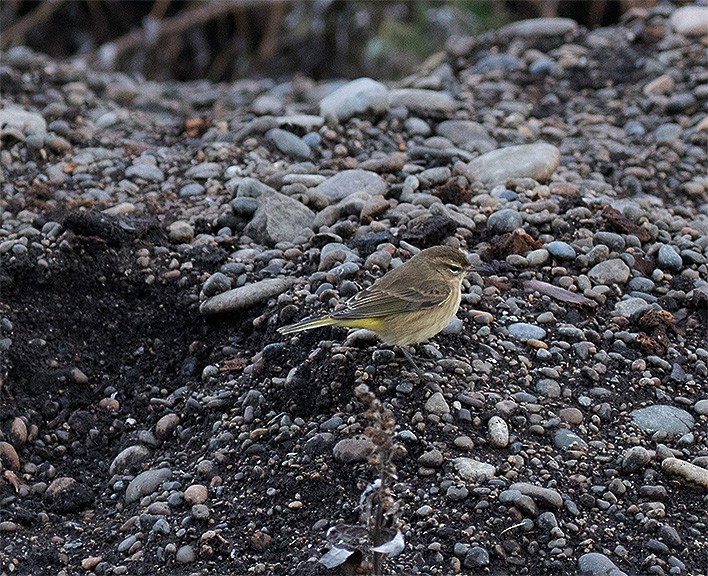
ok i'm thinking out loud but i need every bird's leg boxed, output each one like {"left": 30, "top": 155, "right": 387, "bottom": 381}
{"left": 399, "top": 346, "right": 424, "bottom": 376}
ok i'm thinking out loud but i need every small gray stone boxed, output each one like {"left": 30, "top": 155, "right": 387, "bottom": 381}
{"left": 185, "top": 162, "right": 221, "bottom": 179}
{"left": 230, "top": 196, "right": 260, "bottom": 215}
{"left": 168, "top": 220, "right": 194, "bottom": 243}
{"left": 613, "top": 297, "right": 651, "bottom": 319}
{"left": 388, "top": 88, "right": 457, "bottom": 115}
{"left": 453, "top": 458, "right": 496, "bottom": 482}
{"left": 202, "top": 272, "right": 232, "bottom": 297}
{"left": 125, "top": 163, "right": 164, "bottom": 182}
{"left": 508, "top": 322, "right": 546, "bottom": 341}
{"left": 487, "top": 209, "right": 523, "bottom": 234}
{"left": 244, "top": 192, "right": 315, "bottom": 245}
{"left": 418, "top": 449, "right": 444, "bottom": 468}
{"left": 332, "top": 437, "right": 375, "bottom": 463}
{"left": 435, "top": 120, "right": 496, "bottom": 152}
{"left": 695, "top": 399, "right": 708, "bottom": 416}
{"left": 657, "top": 244, "right": 682, "bottom": 271}
{"left": 630, "top": 405, "right": 695, "bottom": 437}
{"left": 655, "top": 123, "right": 682, "bottom": 142}
{"left": 622, "top": 446, "right": 651, "bottom": 473}
{"left": 500, "top": 17, "right": 578, "bottom": 37}
{"left": 578, "top": 552, "right": 628, "bottom": 576}
{"left": 266, "top": 128, "right": 311, "bottom": 159}
{"left": 125, "top": 468, "right": 172, "bottom": 503}
{"left": 588, "top": 258, "right": 630, "bottom": 285}
{"left": 547, "top": 241, "right": 576, "bottom": 260}
{"left": 554, "top": 429, "right": 587, "bottom": 450}
{"left": 488, "top": 416, "right": 509, "bottom": 448}
{"left": 319, "top": 77, "right": 389, "bottom": 122}
{"left": 463, "top": 546, "right": 490, "bottom": 568}
{"left": 313, "top": 169, "right": 387, "bottom": 201}
{"left": 109, "top": 445, "right": 150, "bottom": 475}
{"left": 200, "top": 277, "right": 294, "bottom": 316}
{"left": 535, "top": 378, "right": 561, "bottom": 398}
{"left": 463, "top": 143, "right": 560, "bottom": 186}
{"left": 180, "top": 183, "right": 205, "bottom": 197}
{"left": 175, "top": 544, "right": 196, "bottom": 563}
{"left": 425, "top": 392, "right": 450, "bottom": 415}
{"left": 509, "top": 482, "right": 562, "bottom": 508}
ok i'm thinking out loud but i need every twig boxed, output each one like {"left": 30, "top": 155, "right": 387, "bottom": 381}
{"left": 0, "top": 0, "right": 67, "bottom": 50}
{"left": 93, "top": 0, "right": 287, "bottom": 67}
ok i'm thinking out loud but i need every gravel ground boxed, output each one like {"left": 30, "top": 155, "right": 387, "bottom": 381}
{"left": 1, "top": 4, "right": 707, "bottom": 576}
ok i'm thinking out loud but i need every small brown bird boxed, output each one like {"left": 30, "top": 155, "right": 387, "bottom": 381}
{"left": 278, "top": 245, "right": 470, "bottom": 371}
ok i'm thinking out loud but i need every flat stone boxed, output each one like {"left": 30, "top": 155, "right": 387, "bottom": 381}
{"left": 578, "top": 552, "right": 628, "bottom": 576}
{"left": 418, "top": 449, "right": 444, "bottom": 468}
{"left": 313, "top": 169, "right": 387, "bottom": 201}
{"left": 554, "top": 429, "right": 587, "bottom": 450}
{"left": 547, "top": 241, "right": 576, "bottom": 260}
{"left": 630, "top": 405, "right": 695, "bottom": 437}
{"left": 200, "top": 277, "right": 294, "bottom": 316}
{"left": 202, "top": 272, "right": 232, "bottom": 297}
{"left": 509, "top": 482, "right": 563, "bottom": 508}
{"left": 319, "top": 77, "right": 389, "bottom": 123}
{"left": 463, "top": 143, "right": 560, "bottom": 187}
{"left": 125, "top": 467, "right": 172, "bottom": 503}
{"left": 109, "top": 445, "right": 151, "bottom": 475}
{"left": 500, "top": 17, "right": 578, "bottom": 37}
{"left": 388, "top": 88, "right": 457, "bottom": 115}
{"left": 332, "top": 437, "right": 375, "bottom": 463}
{"left": 453, "top": 458, "right": 496, "bottom": 482}
{"left": 125, "top": 163, "right": 164, "bottom": 182}
{"left": 435, "top": 120, "right": 496, "bottom": 152}
{"left": 508, "top": 322, "right": 546, "bottom": 341}
{"left": 613, "top": 297, "right": 651, "bottom": 319}
{"left": 185, "top": 162, "right": 221, "bottom": 179}
{"left": 244, "top": 192, "right": 315, "bottom": 245}
{"left": 266, "top": 128, "right": 311, "bottom": 159}
{"left": 588, "top": 258, "right": 630, "bottom": 285}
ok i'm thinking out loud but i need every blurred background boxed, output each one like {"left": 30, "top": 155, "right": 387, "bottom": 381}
{"left": 1, "top": 0, "right": 655, "bottom": 81}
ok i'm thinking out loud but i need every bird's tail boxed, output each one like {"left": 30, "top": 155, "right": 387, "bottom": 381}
{"left": 278, "top": 315, "right": 336, "bottom": 335}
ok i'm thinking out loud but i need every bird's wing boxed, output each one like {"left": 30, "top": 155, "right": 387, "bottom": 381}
{"left": 331, "top": 279, "right": 451, "bottom": 319}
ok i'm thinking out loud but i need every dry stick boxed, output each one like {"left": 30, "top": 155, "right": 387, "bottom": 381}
{"left": 0, "top": 0, "right": 67, "bottom": 50}
{"left": 93, "top": 0, "right": 288, "bottom": 64}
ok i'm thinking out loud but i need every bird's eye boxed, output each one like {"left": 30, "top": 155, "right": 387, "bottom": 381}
{"left": 449, "top": 265, "right": 463, "bottom": 274}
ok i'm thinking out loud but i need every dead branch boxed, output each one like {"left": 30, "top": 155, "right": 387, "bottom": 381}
{"left": 0, "top": 0, "right": 67, "bottom": 50}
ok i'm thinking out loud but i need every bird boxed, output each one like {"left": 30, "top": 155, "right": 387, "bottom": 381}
{"left": 278, "top": 245, "right": 470, "bottom": 372}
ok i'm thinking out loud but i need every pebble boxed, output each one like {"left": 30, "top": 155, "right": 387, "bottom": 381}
{"left": 244, "top": 192, "right": 315, "bottom": 244}
{"left": 125, "top": 468, "right": 173, "bottom": 503}
{"left": 266, "top": 128, "right": 311, "bottom": 159}
{"left": 425, "top": 392, "right": 450, "bottom": 415}
{"left": 547, "top": 241, "right": 576, "bottom": 260}
{"left": 185, "top": 162, "right": 221, "bottom": 179}
{"left": 109, "top": 445, "right": 151, "bottom": 475}
{"left": 0, "top": 107, "right": 47, "bottom": 137}
{"left": 332, "top": 437, "right": 375, "bottom": 463}
{"left": 554, "top": 429, "right": 587, "bottom": 450}
{"left": 463, "top": 143, "right": 560, "bottom": 187}
{"left": 657, "top": 244, "right": 682, "bottom": 271}
{"left": 500, "top": 17, "right": 578, "bottom": 37}
{"left": 508, "top": 322, "right": 546, "bottom": 341}
{"left": 488, "top": 416, "right": 509, "bottom": 448}
{"left": 509, "top": 482, "right": 563, "bottom": 508}
{"left": 630, "top": 405, "right": 695, "bottom": 437}
{"left": 200, "top": 277, "right": 294, "bottom": 316}
{"left": 578, "top": 552, "right": 627, "bottom": 576}
{"left": 613, "top": 297, "right": 651, "bottom": 319}
{"left": 452, "top": 458, "right": 496, "bottom": 482}
{"left": 168, "top": 221, "right": 195, "bottom": 244}
{"left": 588, "top": 258, "right": 630, "bottom": 285}
{"left": 183, "top": 484, "right": 208, "bottom": 504}
{"left": 312, "top": 169, "right": 387, "bottom": 201}
{"left": 621, "top": 446, "right": 651, "bottom": 473}
{"left": 661, "top": 458, "right": 708, "bottom": 488}
{"left": 319, "top": 77, "right": 389, "bottom": 122}
{"left": 125, "top": 163, "right": 164, "bottom": 182}
{"left": 388, "top": 88, "right": 457, "bottom": 114}
{"left": 669, "top": 6, "right": 708, "bottom": 36}
{"left": 175, "top": 544, "right": 195, "bottom": 563}
{"left": 418, "top": 449, "right": 444, "bottom": 468}
{"left": 487, "top": 209, "right": 523, "bottom": 234}
{"left": 202, "top": 272, "right": 232, "bottom": 297}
